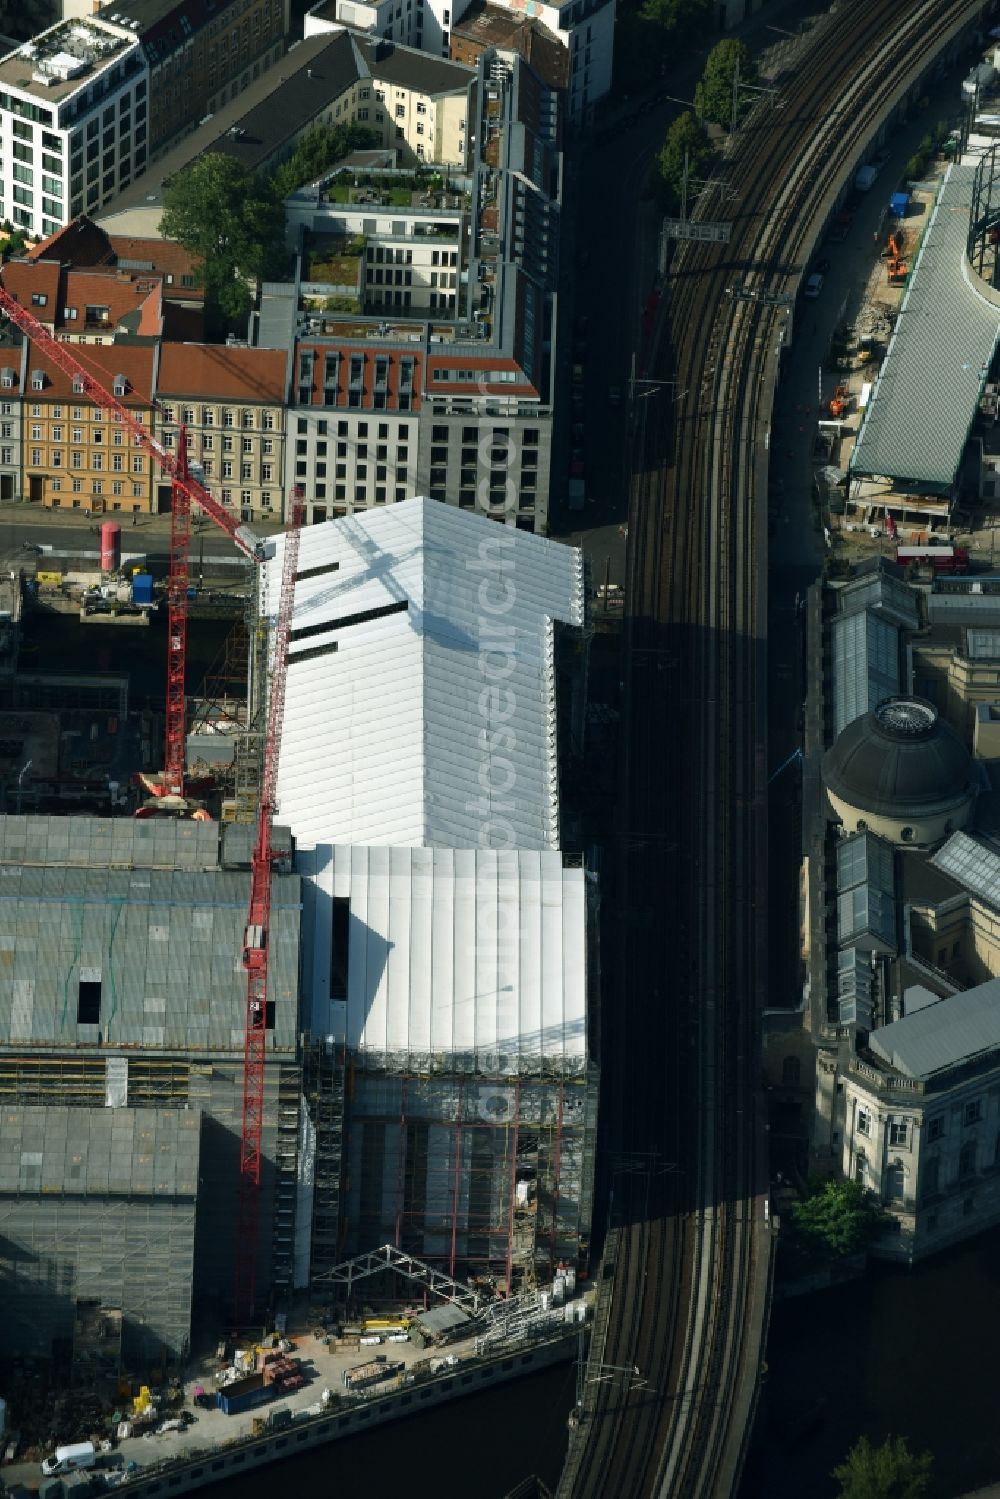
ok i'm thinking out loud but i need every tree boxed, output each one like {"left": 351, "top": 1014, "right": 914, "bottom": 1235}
{"left": 789, "top": 1178, "right": 890, "bottom": 1260}
{"left": 832, "top": 1435, "right": 933, "bottom": 1499}
{"left": 615, "top": 0, "right": 710, "bottom": 94}
{"left": 269, "top": 123, "right": 380, "bottom": 200}
{"left": 694, "top": 39, "right": 755, "bottom": 129}
{"left": 638, "top": 0, "right": 710, "bottom": 39}
{"left": 160, "top": 154, "right": 286, "bottom": 325}
{"left": 654, "top": 111, "right": 714, "bottom": 214}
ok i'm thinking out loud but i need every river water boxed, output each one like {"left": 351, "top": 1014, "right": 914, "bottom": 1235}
{"left": 741, "top": 1225, "right": 1000, "bottom": 1499}
{"left": 200, "top": 1364, "right": 576, "bottom": 1499}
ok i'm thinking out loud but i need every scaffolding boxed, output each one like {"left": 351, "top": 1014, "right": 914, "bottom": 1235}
{"left": 342, "top": 1070, "right": 599, "bottom": 1292}
{"left": 272, "top": 1063, "right": 302, "bottom": 1295}
{"left": 303, "top": 1037, "right": 346, "bottom": 1284}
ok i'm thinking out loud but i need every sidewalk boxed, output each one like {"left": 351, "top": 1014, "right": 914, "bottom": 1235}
{"left": 0, "top": 500, "right": 286, "bottom": 539}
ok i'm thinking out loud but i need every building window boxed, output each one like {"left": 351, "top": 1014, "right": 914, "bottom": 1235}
{"left": 965, "top": 1100, "right": 982, "bottom": 1126}
{"left": 960, "top": 1141, "right": 978, "bottom": 1178}
{"left": 928, "top": 1117, "right": 944, "bottom": 1142}
{"left": 888, "top": 1121, "right": 908, "bottom": 1148}
{"left": 854, "top": 1151, "right": 866, "bottom": 1186}
{"left": 856, "top": 1108, "right": 870, "bottom": 1137}
{"left": 77, "top": 978, "right": 101, "bottom": 1024}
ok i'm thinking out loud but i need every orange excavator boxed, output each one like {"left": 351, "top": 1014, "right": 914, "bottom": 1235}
{"left": 829, "top": 384, "right": 851, "bottom": 418}
{"left": 884, "top": 230, "right": 908, "bottom": 285}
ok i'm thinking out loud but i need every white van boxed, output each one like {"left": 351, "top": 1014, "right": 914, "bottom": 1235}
{"left": 41, "top": 1442, "right": 97, "bottom": 1476}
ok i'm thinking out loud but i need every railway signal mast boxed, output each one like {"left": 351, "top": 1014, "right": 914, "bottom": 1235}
{"left": 0, "top": 287, "right": 303, "bottom": 1323}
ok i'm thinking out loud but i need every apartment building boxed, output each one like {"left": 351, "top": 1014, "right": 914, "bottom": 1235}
{"left": 22, "top": 214, "right": 205, "bottom": 308}
{"left": 22, "top": 342, "right": 157, "bottom": 511}
{"left": 156, "top": 344, "right": 288, "bottom": 523}
{"left": 286, "top": 341, "right": 421, "bottom": 523}
{"left": 0, "top": 345, "right": 26, "bottom": 502}
{"left": 0, "top": 16, "right": 147, "bottom": 237}
{"left": 278, "top": 50, "right": 558, "bottom": 531}
{"left": 2, "top": 255, "right": 164, "bottom": 341}
{"left": 106, "top": 0, "right": 289, "bottom": 154}
{"left": 449, "top": 3, "right": 569, "bottom": 93}
{"left": 306, "top": 0, "right": 610, "bottom": 122}
{"left": 0, "top": 0, "right": 290, "bottom": 240}
{"left": 96, "top": 29, "right": 474, "bottom": 242}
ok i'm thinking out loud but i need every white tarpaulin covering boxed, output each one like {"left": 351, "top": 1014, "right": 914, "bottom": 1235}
{"left": 264, "top": 497, "right": 585, "bottom": 851}
{"left": 297, "top": 844, "right": 589, "bottom": 1077}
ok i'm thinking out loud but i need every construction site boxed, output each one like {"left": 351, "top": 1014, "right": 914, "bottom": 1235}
{"left": 0, "top": 288, "right": 597, "bottom": 1465}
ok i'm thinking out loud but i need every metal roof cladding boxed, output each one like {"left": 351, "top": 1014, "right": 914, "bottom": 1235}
{"left": 932, "top": 828, "right": 1000, "bottom": 911}
{"left": 0, "top": 1104, "right": 201, "bottom": 1196}
{"left": 869, "top": 976, "right": 1000, "bottom": 1078}
{"left": 296, "top": 844, "right": 589, "bottom": 1076}
{"left": 850, "top": 162, "right": 1000, "bottom": 490}
{"left": 0, "top": 816, "right": 300, "bottom": 1051}
{"left": 265, "top": 496, "right": 586, "bottom": 852}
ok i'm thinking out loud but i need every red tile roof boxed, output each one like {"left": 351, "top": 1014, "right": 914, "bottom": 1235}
{"left": 59, "top": 268, "right": 163, "bottom": 336}
{"left": 1, "top": 261, "right": 165, "bottom": 338}
{"left": 24, "top": 343, "right": 157, "bottom": 406}
{"left": 26, "top": 216, "right": 114, "bottom": 268}
{"left": 1, "top": 259, "right": 62, "bottom": 320}
{"left": 157, "top": 343, "right": 287, "bottom": 402}
{"left": 108, "top": 236, "right": 205, "bottom": 301}
{"left": 292, "top": 341, "right": 424, "bottom": 411}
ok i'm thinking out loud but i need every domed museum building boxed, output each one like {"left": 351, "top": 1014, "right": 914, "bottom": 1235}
{"left": 822, "top": 696, "right": 978, "bottom": 847}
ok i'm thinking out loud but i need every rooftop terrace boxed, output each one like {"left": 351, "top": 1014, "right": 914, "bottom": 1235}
{"left": 0, "top": 17, "right": 137, "bottom": 105}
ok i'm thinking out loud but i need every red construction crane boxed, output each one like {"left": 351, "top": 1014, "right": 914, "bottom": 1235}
{"left": 0, "top": 285, "right": 263, "bottom": 805}
{"left": 0, "top": 287, "right": 303, "bottom": 1324}
{"left": 234, "top": 497, "right": 302, "bottom": 1325}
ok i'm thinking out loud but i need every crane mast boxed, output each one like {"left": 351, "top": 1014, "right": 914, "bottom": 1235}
{"left": 0, "top": 288, "right": 303, "bottom": 1325}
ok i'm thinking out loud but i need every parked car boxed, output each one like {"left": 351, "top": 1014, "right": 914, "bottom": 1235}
{"left": 609, "top": 386, "right": 622, "bottom": 406}
{"left": 814, "top": 256, "right": 831, "bottom": 275}
{"left": 803, "top": 273, "right": 824, "bottom": 299}
{"left": 570, "top": 456, "right": 585, "bottom": 478}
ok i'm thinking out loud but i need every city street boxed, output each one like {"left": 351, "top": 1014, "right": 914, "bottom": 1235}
{"left": 0, "top": 505, "right": 263, "bottom": 574}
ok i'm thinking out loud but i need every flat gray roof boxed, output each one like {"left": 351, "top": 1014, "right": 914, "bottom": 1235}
{"left": 931, "top": 829, "right": 1000, "bottom": 912}
{"left": 0, "top": 814, "right": 221, "bottom": 869}
{"left": 0, "top": 864, "right": 300, "bottom": 1051}
{"left": 99, "top": 31, "right": 473, "bottom": 224}
{"left": 830, "top": 609, "right": 900, "bottom": 738}
{"left": 836, "top": 830, "right": 895, "bottom": 895}
{"left": 850, "top": 163, "right": 1000, "bottom": 490}
{"left": 967, "top": 628, "right": 1000, "bottom": 658}
{"left": 870, "top": 976, "right": 1000, "bottom": 1078}
{"left": 0, "top": 1104, "right": 200, "bottom": 1196}
{"left": 837, "top": 883, "right": 896, "bottom": 947}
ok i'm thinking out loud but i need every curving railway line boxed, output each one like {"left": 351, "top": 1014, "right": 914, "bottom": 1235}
{"left": 558, "top": 3, "right": 991, "bottom": 1495}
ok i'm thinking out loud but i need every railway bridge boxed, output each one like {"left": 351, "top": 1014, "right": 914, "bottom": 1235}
{"left": 558, "top": 3, "right": 991, "bottom": 1494}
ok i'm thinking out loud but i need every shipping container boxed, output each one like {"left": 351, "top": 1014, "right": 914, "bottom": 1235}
{"left": 217, "top": 1373, "right": 272, "bottom": 1415}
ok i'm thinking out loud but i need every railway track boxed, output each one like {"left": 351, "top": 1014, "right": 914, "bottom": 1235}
{"left": 558, "top": 3, "right": 989, "bottom": 1496}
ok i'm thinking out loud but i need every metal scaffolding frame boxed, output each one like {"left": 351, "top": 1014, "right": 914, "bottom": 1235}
{"left": 311, "top": 1242, "right": 485, "bottom": 1313}
{"left": 342, "top": 1069, "right": 599, "bottom": 1292}
{"left": 303, "top": 1037, "right": 346, "bottom": 1284}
